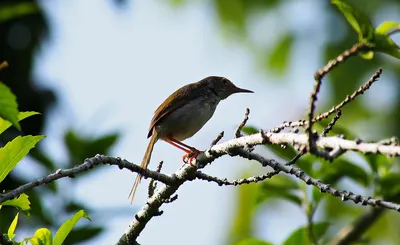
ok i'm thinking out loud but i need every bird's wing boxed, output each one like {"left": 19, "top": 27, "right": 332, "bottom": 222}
{"left": 147, "top": 81, "right": 203, "bottom": 138}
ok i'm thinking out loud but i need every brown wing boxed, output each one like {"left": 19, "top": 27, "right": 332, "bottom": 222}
{"left": 147, "top": 80, "right": 204, "bottom": 138}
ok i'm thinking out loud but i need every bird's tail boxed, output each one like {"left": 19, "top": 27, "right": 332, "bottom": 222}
{"left": 129, "top": 132, "right": 158, "bottom": 204}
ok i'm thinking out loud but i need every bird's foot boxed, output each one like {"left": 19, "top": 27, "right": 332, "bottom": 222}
{"left": 182, "top": 148, "right": 201, "bottom": 166}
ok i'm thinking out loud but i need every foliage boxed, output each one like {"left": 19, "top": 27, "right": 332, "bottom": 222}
{"left": 0, "top": 65, "right": 105, "bottom": 244}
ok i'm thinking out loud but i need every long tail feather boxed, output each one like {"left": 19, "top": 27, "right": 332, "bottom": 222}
{"left": 129, "top": 132, "right": 158, "bottom": 204}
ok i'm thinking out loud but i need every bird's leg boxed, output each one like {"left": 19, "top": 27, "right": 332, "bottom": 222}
{"left": 165, "top": 137, "right": 200, "bottom": 166}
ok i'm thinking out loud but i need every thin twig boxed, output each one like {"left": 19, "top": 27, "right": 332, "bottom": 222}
{"left": 148, "top": 161, "right": 164, "bottom": 198}
{"left": 236, "top": 149, "right": 400, "bottom": 212}
{"left": 210, "top": 131, "right": 224, "bottom": 146}
{"left": 321, "top": 110, "right": 342, "bottom": 136}
{"left": 306, "top": 43, "right": 366, "bottom": 152}
{"left": 196, "top": 149, "right": 304, "bottom": 186}
{"left": 235, "top": 108, "right": 250, "bottom": 138}
{"left": 314, "top": 68, "right": 382, "bottom": 124}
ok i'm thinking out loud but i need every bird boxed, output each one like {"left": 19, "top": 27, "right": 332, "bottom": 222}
{"left": 129, "top": 76, "right": 253, "bottom": 203}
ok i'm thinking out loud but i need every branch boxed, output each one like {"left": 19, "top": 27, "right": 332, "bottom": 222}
{"left": 272, "top": 67, "right": 380, "bottom": 133}
{"left": 117, "top": 163, "right": 197, "bottom": 244}
{"left": 235, "top": 108, "right": 250, "bottom": 138}
{"left": 201, "top": 131, "right": 400, "bottom": 159}
{"left": 328, "top": 208, "right": 385, "bottom": 245}
{"left": 0, "top": 155, "right": 175, "bottom": 203}
{"left": 235, "top": 149, "right": 400, "bottom": 211}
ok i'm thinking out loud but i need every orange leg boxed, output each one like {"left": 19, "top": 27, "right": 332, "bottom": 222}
{"left": 165, "top": 139, "right": 191, "bottom": 153}
{"left": 165, "top": 136, "right": 200, "bottom": 166}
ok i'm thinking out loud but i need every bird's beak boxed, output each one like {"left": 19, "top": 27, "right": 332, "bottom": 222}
{"left": 233, "top": 86, "right": 254, "bottom": 93}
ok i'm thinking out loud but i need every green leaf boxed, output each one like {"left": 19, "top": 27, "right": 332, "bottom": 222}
{"left": 29, "top": 228, "right": 52, "bottom": 245}
{"left": 64, "top": 130, "right": 119, "bottom": 164}
{"left": 7, "top": 212, "right": 19, "bottom": 240}
{"left": 62, "top": 227, "right": 103, "bottom": 245}
{"left": 267, "top": 33, "right": 294, "bottom": 75}
{"left": 234, "top": 237, "right": 274, "bottom": 245}
{"left": 0, "top": 135, "right": 45, "bottom": 183}
{"left": 331, "top": 0, "right": 374, "bottom": 41}
{"left": 257, "top": 175, "right": 302, "bottom": 206}
{"left": 53, "top": 210, "right": 91, "bottom": 245}
{"left": 377, "top": 173, "right": 400, "bottom": 198}
{"left": 320, "top": 159, "right": 369, "bottom": 187}
{"left": 0, "top": 82, "right": 20, "bottom": 130}
{"left": 373, "top": 33, "right": 400, "bottom": 59}
{"left": 1, "top": 193, "right": 31, "bottom": 215}
{"left": 375, "top": 21, "right": 400, "bottom": 35}
{"left": 0, "top": 111, "right": 40, "bottom": 135}
{"left": 283, "top": 222, "right": 329, "bottom": 245}
{"left": 363, "top": 154, "right": 390, "bottom": 174}
{"left": 294, "top": 154, "right": 318, "bottom": 177}
{"left": 0, "top": 2, "right": 39, "bottom": 23}
{"left": 359, "top": 50, "right": 374, "bottom": 60}
{"left": 242, "top": 126, "right": 258, "bottom": 135}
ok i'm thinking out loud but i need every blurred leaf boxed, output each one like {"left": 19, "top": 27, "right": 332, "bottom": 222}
{"left": 29, "top": 228, "right": 52, "bottom": 245}
{"left": 234, "top": 237, "right": 274, "bottom": 245}
{"left": 377, "top": 173, "right": 400, "bottom": 198}
{"left": 1, "top": 193, "right": 30, "bottom": 216}
{"left": 229, "top": 180, "right": 258, "bottom": 244}
{"left": 314, "top": 119, "right": 355, "bottom": 139}
{"left": 0, "top": 2, "right": 39, "bottom": 23}
{"left": 257, "top": 175, "right": 301, "bottom": 206}
{"left": 265, "top": 144, "right": 297, "bottom": 161}
{"left": 359, "top": 50, "right": 374, "bottom": 60}
{"left": 64, "top": 130, "right": 119, "bottom": 164}
{"left": 0, "top": 111, "right": 40, "bottom": 135}
{"left": 53, "top": 210, "right": 91, "bottom": 245}
{"left": 0, "top": 82, "right": 20, "bottom": 131}
{"left": 373, "top": 33, "right": 400, "bottom": 59}
{"left": 267, "top": 33, "right": 294, "bottom": 75}
{"left": 0, "top": 135, "right": 45, "bottom": 183}
{"left": 312, "top": 186, "right": 324, "bottom": 204}
{"left": 295, "top": 155, "right": 317, "bottom": 177}
{"left": 65, "top": 201, "right": 87, "bottom": 213}
{"left": 215, "top": 0, "right": 280, "bottom": 33}
{"left": 242, "top": 126, "right": 258, "bottom": 135}
{"left": 375, "top": 21, "right": 400, "bottom": 35}
{"left": 320, "top": 159, "right": 370, "bottom": 187}
{"left": 283, "top": 222, "right": 329, "bottom": 245}
{"left": 331, "top": 0, "right": 374, "bottom": 41}
{"left": 63, "top": 226, "right": 103, "bottom": 245}
{"left": 7, "top": 212, "right": 18, "bottom": 240}
{"left": 325, "top": 193, "right": 362, "bottom": 219}
{"left": 29, "top": 148, "right": 56, "bottom": 173}
{"left": 363, "top": 154, "right": 390, "bottom": 174}
{"left": 216, "top": 0, "right": 246, "bottom": 31}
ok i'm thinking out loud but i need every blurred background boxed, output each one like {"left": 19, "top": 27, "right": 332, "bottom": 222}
{"left": 0, "top": 0, "right": 400, "bottom": 244}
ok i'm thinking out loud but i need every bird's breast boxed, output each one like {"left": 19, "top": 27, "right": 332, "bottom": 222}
{"left": 155, "top": 96, "right": 220, "bottom": 141}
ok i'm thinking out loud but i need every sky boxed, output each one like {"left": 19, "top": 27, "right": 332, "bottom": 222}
{"left": 24, "top": 0, "right": 324, "bottom": 244}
